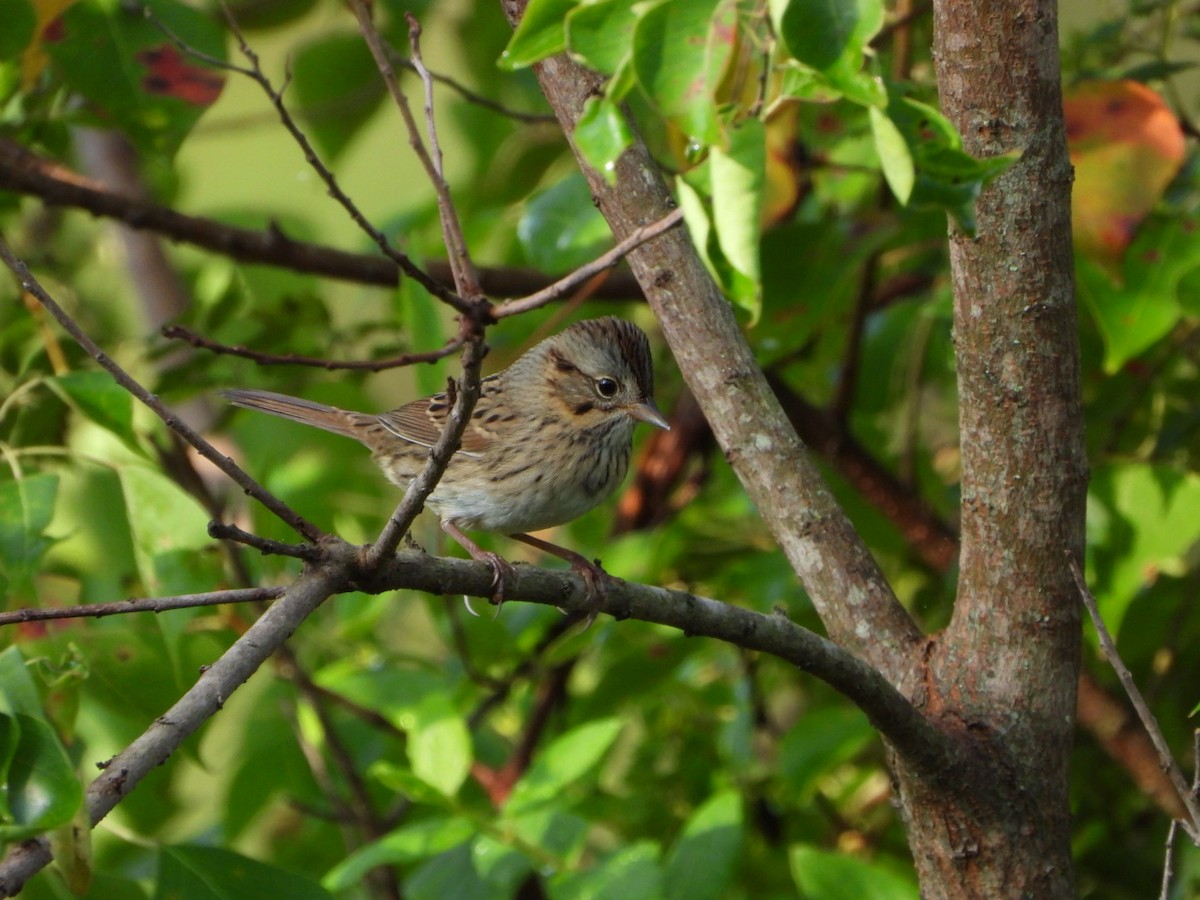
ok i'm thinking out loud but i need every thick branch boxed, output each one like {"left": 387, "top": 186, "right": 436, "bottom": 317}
{"left": 0, "top": 534, "right": 956, "bottom": 895}
{"left": 499, "top": 0, "right": 922, "bottom": 689}
{"left": 931, "top": 0, "right": 1086, "bottom": 765}
{"left": 358, "top": 551, "right": 955, "bottom": 776}
{"left": 0, "top": 137, "right": 645, "bottom": 300}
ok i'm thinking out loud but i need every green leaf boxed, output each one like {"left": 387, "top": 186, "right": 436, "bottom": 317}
{"left": 505, "top": 718, "right": 622, "bottom": 815}
{"left": 223, "top": 0, "right": 320, "bottom": 31}
{"left": 679, "top": 161, "right": 760, "bottom": 319}
{"left": 664, "top": 790, "right": 743, "bottom": 900}
{"left": 1088, "top": 464, "right": 1200, "bottom": 638}
{"left": 0, "top": 0, "right": 35, "bottom": 61}
{"left": 775, "top": 0, "right": 860, "bottom": 70}
{"left": 155, "top": 845, "right": 335, "bottom": 900}
{"left": 406, "top": 843, "right": 492, "bottom": 900}
{"left": 467, "top": 832, "right": 532, "bottom": 893}
{"left": 0, "top": 473, "right": 59, "bottom": 604}
{"left": 778, "top": 707, "right": 876, "bottom": 799}
{"left": 575, "top": 95, "right": 634, "bottom": 183}
{"left": 632, "top": 0, "right": 730, "bottom": 143}
{"left": 0, "top": 647, "right": 42, "bottom": 718}
{"left": 53, "top": 371, "right": 137, "bottom": 449}
{"left": 1078, "top": 214, "right": 1200, "bottom": 372}
{"left": 517, "top": 172, "right": 612, "bottom": 272}
{"left": 551, "top": 841, "right": 663, "bottom": 900}
{"left": 323, "top": 817, "right": 477, "bottom": 891}
{"left": 789, "top": 845, "right": 920, "bottom": 900}
{"left": 116, "top": 465, "right": 212, "bottom": 596}
{"left": 0, "top": 713, "right": 84, "bottom": 841}
{"left": 869, "top": 105, "right": 914, "bottom": 203}
{"left": 566, "top": 0, "right": 639, "bottom": 75}
{"left": 495, "top": 808, "right": 590, "bottom": 863}
{"left": 46, "top": 0, "right": 227, "bottom": 157}
{"left": 500, "top": 0, "right": 576, "bottom": 69}
{"left": 291, "top": 32, "right": 387, "bottom": 161}
{"left": 678, "top": 172, "right": 723, "bottom": 297}
{"left": 710, "top": 119, "right": 765, "bottom": 322}
{"left": 409, "top": 695, "right": 472, "bottom": 797}
{"left": 878, "top": 92, "right": 1016, "bottom": 234}
{"left": 370, "top": 761, "right": 454, "bottom": 807}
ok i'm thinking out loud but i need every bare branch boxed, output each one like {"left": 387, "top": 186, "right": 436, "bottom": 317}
{"left": 207, "top": 521, "right": 322, "bottom": 559}
{"left": 365, "top": 327, "right": 486, "bottom": 565}
{"left": 0, "top": 530, "right": 955, "bottom": 895}
{"left": 0, "top": 587, "right": 283, "bottom": 627}
{"left": 147, "top": 5, "right": 472, "bottom": 314}
{"left": 492, "top": 208, "right": 684, "bottom": 319}
{"left": 1068, "top": 552, "right": 1200, "bottom": 841}
{"left": 163, "top": 324, "right": 465, "bottom": 372}
{"left": 348, "top": 2, "right": 483, "bottom": 303}
{"left": 388, "top": 53, "right": 556, "bottom": 124}
{"left": 0, "top": 551, "right": 351, "bottom": 897}
{"left": 0, "top": 138, "right": 645, "bottom": 299}
{"left": 0, "top": 241, "right": 322, "bottom": 543}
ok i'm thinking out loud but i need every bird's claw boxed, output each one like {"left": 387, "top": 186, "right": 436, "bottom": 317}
{"left": 462, "top": 553, "right": 516, "bottom": 619}
{"left": 570, "top": 558, "right": 620, "bottom": 631}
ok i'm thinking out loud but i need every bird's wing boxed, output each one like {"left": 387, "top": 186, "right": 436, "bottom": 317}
{"left": 376, "top": 379, "right": 499, "bottom": 457}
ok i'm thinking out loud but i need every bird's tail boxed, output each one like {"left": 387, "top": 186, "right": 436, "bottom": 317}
{"left": 222, "top": 389, "right": 362, "bottom": 441}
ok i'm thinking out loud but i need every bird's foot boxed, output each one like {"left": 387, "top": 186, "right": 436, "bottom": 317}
{"left": 463, "top": 551, "right": 516, "bottom": 618}
{"left": 569, "top": 556, "right": 621, "bottom": 630}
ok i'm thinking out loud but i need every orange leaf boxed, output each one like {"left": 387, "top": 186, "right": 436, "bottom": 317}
{"left": 1064, "top": 80, "right": 1184, "bottom": 262}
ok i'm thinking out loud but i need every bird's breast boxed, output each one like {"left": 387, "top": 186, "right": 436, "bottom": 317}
{"left": 426, "top": 418, "right": 634, "bottom": 533}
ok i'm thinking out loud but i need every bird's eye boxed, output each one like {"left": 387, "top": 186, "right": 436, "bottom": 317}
{"left": 595, "top": 377, "right": 619, "bottom": 398}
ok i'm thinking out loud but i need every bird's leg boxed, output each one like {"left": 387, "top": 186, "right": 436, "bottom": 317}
{"left": 442, "top": 520, "right": 516, "bottom": 611}
{"left": 509, "top": 532, "right": 617, "bottom": 625}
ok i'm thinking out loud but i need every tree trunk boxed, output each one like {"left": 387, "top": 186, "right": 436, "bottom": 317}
{"left": 502, "top": 0, "right": 1087, "bottom": 893}
{"left": 898, "top": 0, "right": 1087, "bottom": 895}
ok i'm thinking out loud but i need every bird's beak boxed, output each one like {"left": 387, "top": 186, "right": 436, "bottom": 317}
{"left": 630, "top": 399, "right": 671, "bottom": 431}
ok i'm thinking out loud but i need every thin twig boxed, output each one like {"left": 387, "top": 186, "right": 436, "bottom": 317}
{"left": 343, "top": 6, "right": 491, "bottom": 562}
{"left": 0, "top": 545, "right": 359, "bottom": 896}
{"left": 0, "top": 242, "right": 322, "bottom": 542}
{"left": 389, "top": 55, "right": 556, "bottom": 124}
{"left": 208, "top": 521, "right": 322, "bottom": 559}
{"left": 348, "top": 3, "right": 483, "bottom": 303}
{"left": 1068, "top": 552, "right": 1200, "bottom": 841}
{"left": 163, "top": 325, "right": 464, "bottom": 372}
{"left": 364, "top": 329, "right": 486, "bottom": 565}
{"left": 1160, "top": 819, "right": 1180, "bottom": 900}
{"left": 0, "top": 587, "right": 284, "bottom": 627}
{"left": 147, "top": 5, "right": 471, "bottom": 314}
{"left": 492, "top": 208, "right": 684, "bottom": 318}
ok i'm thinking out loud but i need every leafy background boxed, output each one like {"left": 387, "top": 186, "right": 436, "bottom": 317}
{"left": 1, "top": 0, "right": 1199, "bottom": 897}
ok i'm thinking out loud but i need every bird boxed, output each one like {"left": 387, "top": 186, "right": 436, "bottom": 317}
{"left": 223, "top": 316, "right": 670, "bottom": 610}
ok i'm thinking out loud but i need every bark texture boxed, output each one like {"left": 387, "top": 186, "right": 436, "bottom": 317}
{"left": 497, "top": 1, "right": 924, "bottom": 692}
{"left": 500, "top": 0, "right": 1086, "bottom": 895}
{"left": 899, "top": 0, "right": 1088, "bottom": 896}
